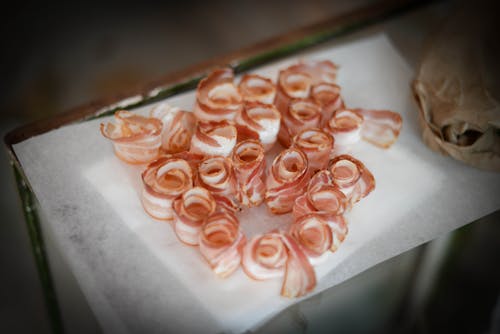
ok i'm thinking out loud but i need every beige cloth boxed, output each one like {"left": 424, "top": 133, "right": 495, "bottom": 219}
{"left": 413, "top": 1, "right": 500, "bottom": 172}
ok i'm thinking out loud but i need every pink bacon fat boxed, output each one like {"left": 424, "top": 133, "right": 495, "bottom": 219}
{"left": 150, "top": 103, "right": 196, "bottom": 154}
{"left": 197, "top": 156, "right": 240, "bottom": 213}
{"left": 242, "top": 232, "right": 316, "bottom": 298}
{"left": 100, "top": 110, "right": 162, "bottom": 164}
{"left": 265, "top": 147, "right": 310, "bottom": 214}
{"left": 325, "top": 109, "right": 364, "bottom": 155}
{"left": 190, "top": 121, "right": 237, "bottom": 157}
{"left": 141, "top": 157, "right": 194, "bottom": 221}
{"left": 235, "top": 101, "right": 281, "bottom": 152}
{"left": 289, "top": 214, "right": 332, "bottom": 265}
{"left": 173, "top": 186, "right": 217, "bottom": 246}
{"left": 352, "top": 109, "right": 403, "bottom": 149}
{"left": 238, "top": 74, "right": 276, "bottom": 104}
{"left": 231, "top": 140, "right": 266, "bottom": 208}
{"left": 199, "top": 211, "right": 246, "bottom": 278}
{"left": 311, "top": 83, "right": 345, "bottom": 127}
{"left": 194, "top": 68, "right": 242, "bottom": 123}
{"left": 293, "top": 170, "right": 347, "bottom": 220}
{"left": 329, "top": 155, "right": 375, "bottom": 206}
{"left": 278, "top": 98, "right": 322, "bottom": 147}
{"left": 292, "top": 128, "right": 333, "bottom": 172}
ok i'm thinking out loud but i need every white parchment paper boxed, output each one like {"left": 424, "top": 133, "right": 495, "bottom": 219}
{"left": 13, "top": 34, "right": 500, "bottom": 334}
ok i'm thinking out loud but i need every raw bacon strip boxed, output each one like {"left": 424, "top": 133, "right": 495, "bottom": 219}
{"left": 197, "top": 156, "right": 240, "bottom": 212}
{"left": 199, "top": 211, "right": 246, "bottom": 278}
{"left": 190, "top": 121, "right": 237, "bottom": 157}
{"left": 311, "top": 83, "right": 345, "bottom": 127}
{"left": 150, "top": 103, "right": 196, "bottom": 154}
{"left": 327, "top": 215, "right": 348, "bottom": 253}
{"left": 235, "top": 101, "right": 281, "bottom": 152}
{"left": 278, "top": 98, "right": 322, "bottom": 147}
{"left": 329, "top": 155, "right": 375, "bottom": 205}
{"left": 194, "top": 68, "right": 243, "bottom": 123}
{"left": 141, "top": 157, "right": 194, "bottom": 221}
{"left": 275, "top": 66, "right": 312, "bottom": 115}
{"left": 173, "top": 187, "right": 217, "bottom": 245}
{"left": 292, "top": 128, "right": 334, "bottom": 172}
{"left": 100, "top": 110, "right": 162, "bottom": 164}
{"left": 238, "top": 74, "right": 276, "bottom": 104}
{"left": 265, "top": 148, "right": 310, "bottom": 214}
{"left": 289, "top": 214, "right": 332, "bottom": 265}
{"left": 325, "top": 109, "right": 364, "bottom": 155}
{"left": 353, "top": 109, "right": 403, "bottom": 148}
{"left": 242, "top": 232, "right": 316, "bottom": 298}
{"left": 231, "top": 140, "right": 266, "bottom": 207}
{"left": 293, "top": 170, "right": 347, "bottom": 220}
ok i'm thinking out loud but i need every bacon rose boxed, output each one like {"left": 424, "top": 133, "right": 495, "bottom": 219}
{"left": 100, "top": 110, "right": 162, "bottom": 164}
{"left": 141, "top": 157, "right": 194, "bottom": 221}
{"left": 199, "top": 211, "right": 246, "bottom": 278}
{"left": 238, "top": 74, "right": 276, "bottom": 104}
{"left": 194, "top": 68, "right": 242, "bottom": 123}
{"left": 190, "top": 121, "right": 237, "bottom": 157}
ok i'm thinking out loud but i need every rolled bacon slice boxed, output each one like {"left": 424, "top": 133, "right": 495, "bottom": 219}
{"left": 293, "top": 170, "right": 347, "bottom": 220}
{"left": 329, "top": 155, "right": 375, "bottom": 205}
{"left": 199, "top": 211, "right": 246, "bottom": 278}
{"left": 100, "top": 110, "right": 162, "bottom": 164}
{"left": 242, "top": 231, "right": 316, "bottom": 298}
{"left": 292, "top": 128, "right": 334, "bottom": 172}
{"left": 311, "top": 83, "right": 345, "bottom": 127}
{"left": 150, "top": 103, "right": 196, "bottom": 154}
{"left": 190, "top": 121, "right": 237, "bottom": 157}
{"left": 231, "top": 140, "right": 266, "bottom": 208}
{"left": 352, "top": 109, "right": 403, "bottom": 148}
{"left": 197, "top": 156, "right": 240, "bottom": 212}
{"left": 141, "top": 157, "right": 194, "bottom": 221}
{"left": 327, "top": 214, "right": 348, "bottom": 253}
{"left": 235, "top": 101, "right": 281, "bottom": 151}
{"left": 265, "top": 148, "right": 310, "bottom": 214}
{"left": 289, "top": 214, "right": 332, "bottom": 265}
{"left": 325, "top": 109, "right": 364, "bottom": 155}
{"left": 194, "top": 68, "right": 243, "bottom": 123}
{"left": 278, "top": 98, "right": 322, "bottom": 147}
{"left": 173, "top": 187, "right": 217, "bottom": 245}
{"left": 238, "top": 74, "right": 276, "bottom": 104}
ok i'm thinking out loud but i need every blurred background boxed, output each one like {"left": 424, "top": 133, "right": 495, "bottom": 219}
{"left": 1, "top": 0, "right": 499, "bottom": 333}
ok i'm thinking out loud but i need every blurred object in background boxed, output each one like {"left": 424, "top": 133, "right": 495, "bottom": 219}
{"left": 413, "top": 0, "right": 500, "bottom": 171}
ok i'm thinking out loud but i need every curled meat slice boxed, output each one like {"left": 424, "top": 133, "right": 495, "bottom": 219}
{"left": 292, "top": 128, "right": 333, "bottom": 172}
{"left": 265, "top": 148, "right": 310, "bottom": 214}
{"left": 197, "top": 156, "right": 240, "bottom": 212}
{"left": 235, "top": 101, "right": 281, "bottom": 152}
{"left": 327, "top": 215, "right": 348, "bottom": 253}
{"left": 173, "top": 187, "right": 216, "bottom": 245}
{"left": 150, "top": 103, "right": 196, "bottom": 154}
{"left": 325, "top": 109, "right": 364, "bottom": 155}
{"left": 290, "top": 214, "right": 332, "bottom": 265}
{"left": 194, "top": 68, "right": 242, "bottom": 123}
{"left": 141, "top": 157, "right": 194, "bottom": 220}
{"left": 293, "top": 170, "right": 347, "bottom": 220}
{"left": 100, "top": 110, "right": 162, "bottom": 164}
{"left": 311, "top": 83, "right": 345, "bottom": 127}
{"left": 238, "top": 74, "right": 276, "bottom": 104}
{"left": 353, "top": 109, "right": 403, "bottom": 148}
{"left": 275, "top": 66, "right": 312, "bottom": 115}
{"left": 190, "top": 121, "right": 237, "bottom": 157}
{"left": 242, "top": 232, "right": 316, "bottom": 298}
{"left": 232, "top": 140, "right": 266, "bottom": 207}
{"left": 199, "top": 211, "right": 246, "bottom": 278}
{"left": 329, "top": 155, "right": 375, "bottom": 205}
{"left": 278, "top": 98, "right": 322, "bottom": 147}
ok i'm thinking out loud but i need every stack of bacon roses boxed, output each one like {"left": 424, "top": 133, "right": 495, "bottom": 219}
{"left": 101, "top": 61, "right": 402, "bottom": 298}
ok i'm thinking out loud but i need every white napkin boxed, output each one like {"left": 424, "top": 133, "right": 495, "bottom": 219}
{"left": 14, "top": 34, "right": 500, "bottom": 334}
